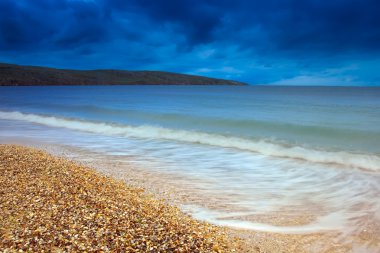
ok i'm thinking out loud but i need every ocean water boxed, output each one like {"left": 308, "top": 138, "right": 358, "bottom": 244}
{"left": 1, "top": 86, "right": 380, "bottom": 248}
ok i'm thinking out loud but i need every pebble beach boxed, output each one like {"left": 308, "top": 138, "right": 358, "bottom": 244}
{"left": 0, "top": 145, "right": 239, "bottom": 252}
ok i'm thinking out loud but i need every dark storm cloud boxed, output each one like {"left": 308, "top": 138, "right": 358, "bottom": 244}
{"left": 0, "top": 0, "right": 55, "bottom": 50}
{"left": 0, "top": 0, "right": 110, "bottom": 51}
{"left": 128, "top": 0, "right": 222, "bottom": 46}
{"left": 0, "top": 0, "right": 379, "bottom": 85}
{"left": 235, "top": 0, "right": 380, "bottom": 54}
{"left": 3, "top": 0, "right": 379, "bottom": 53}
{"left": 105, "top": 0, "right": 380, "bottom": 54}
{"left": 143, "top": 0, "right": 380, "bottom": 54}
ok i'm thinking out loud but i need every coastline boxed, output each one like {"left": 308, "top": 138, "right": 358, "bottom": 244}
{"left": 2, "top": 138, "right": 375, "bottom": 252}
{"left": 0, "top": 63, "right": 247, "bottom": 86}
{"left": 0, "top": 144, "right": 239, "bottom": 252}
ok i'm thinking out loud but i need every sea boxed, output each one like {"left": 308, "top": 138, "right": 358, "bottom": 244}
{"left": 0, "top": 85, "right": 379, "bottom": 250}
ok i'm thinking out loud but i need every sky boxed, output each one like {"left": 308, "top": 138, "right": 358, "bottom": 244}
{"left": 0, "top": 0, "right": 379, "bottom": 86}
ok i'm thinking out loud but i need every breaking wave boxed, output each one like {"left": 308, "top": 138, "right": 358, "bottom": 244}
{"left": 1, "top": 110, "right": 379, "bottom": 171}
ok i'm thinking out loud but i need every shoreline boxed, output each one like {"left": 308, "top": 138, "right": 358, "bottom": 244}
{"left": 0, "top": 137, "right": 324, "bottom": 227}
{"left": 2, "top": 138, "right": 373, "bottom": 252}
{"left": 0, "top": 63, "right": 248, "bottom": 86}
{"left": 0, "top": 144, "right": 240, "bottom": 252}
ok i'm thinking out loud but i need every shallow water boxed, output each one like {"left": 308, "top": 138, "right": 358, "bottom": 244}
{"left": 0, "top": 85, "right": 379, "bottom": 251}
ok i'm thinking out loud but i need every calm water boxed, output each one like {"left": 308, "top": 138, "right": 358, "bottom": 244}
{"left": 1, "top": 86, "right": 380, "bottom": 249}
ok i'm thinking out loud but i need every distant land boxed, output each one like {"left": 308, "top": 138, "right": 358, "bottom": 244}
{"left": 0, "top": 63, "right": 247, "bottom": 86}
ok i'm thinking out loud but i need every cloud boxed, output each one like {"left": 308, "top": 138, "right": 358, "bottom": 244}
{"left": 0, "top": 0, "right": 379, "bottom": 85}
{"left": 271, "top": 75, "right": 354, "bottom": 86}
{"left": 121, "top": 0, "right": 380, "bottom": 55}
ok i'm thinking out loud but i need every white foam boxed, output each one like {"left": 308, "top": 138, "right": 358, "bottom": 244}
{"left": 1, "top": 110, "right": 379, "bottom": 171}
{"left": 181, "top": 204, "right": 347, "bottom": 234}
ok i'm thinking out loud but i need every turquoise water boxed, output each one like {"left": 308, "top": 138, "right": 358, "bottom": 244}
{"left": 1, "top": 86, "right": 380, "bottom": 246}
{"left": 1, "top": 86, "right": 379, "bottom": 154}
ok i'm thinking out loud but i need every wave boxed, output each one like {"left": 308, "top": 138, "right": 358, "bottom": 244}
{"left": 181, "top": 204, "right": 347, "bottom": 234}
{"left": 17, "top": 103, "right": 377, "bottom": 144}
{"left": 1, "top": 110, "right": 379, "bottom": 171}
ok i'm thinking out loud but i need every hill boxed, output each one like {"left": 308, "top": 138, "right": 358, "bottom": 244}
{"left": 0, "top": 63, "right": 247, "bottom": 86}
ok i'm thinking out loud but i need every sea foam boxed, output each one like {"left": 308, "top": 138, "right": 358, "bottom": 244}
{"left": 1, "top": 110, "right": 379, "bottom": 171}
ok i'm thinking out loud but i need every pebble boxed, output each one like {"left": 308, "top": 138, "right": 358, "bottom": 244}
{"left": 0, "top": 145, "right": 239, "bottom": 252}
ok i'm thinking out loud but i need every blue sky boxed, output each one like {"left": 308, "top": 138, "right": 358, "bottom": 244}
{"left": 0, "top": 0, "right": 379, "bottom": 85}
